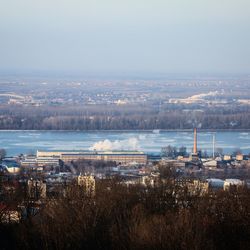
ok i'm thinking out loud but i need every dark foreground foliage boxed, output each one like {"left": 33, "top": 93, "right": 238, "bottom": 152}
{"left": 0, "top": 180, "right": 250, "bottom": 250}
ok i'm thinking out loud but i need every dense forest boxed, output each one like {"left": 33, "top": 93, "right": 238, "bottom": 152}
{"left": 0, "top": 104, "right": 249, "bottom": 130}
{"left": 0, "top": 177, "right": 250, "bottom": 250}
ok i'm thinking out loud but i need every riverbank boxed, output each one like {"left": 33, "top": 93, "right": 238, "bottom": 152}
{"left": 1, "top": 129, "right": 250, "bottom": 132}
{"left": 1, "top": 130, "right": 250, "bottom": 156}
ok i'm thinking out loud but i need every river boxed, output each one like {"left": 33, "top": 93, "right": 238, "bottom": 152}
{"left": 0, "top": 130, "right": 250, "bottom": 156}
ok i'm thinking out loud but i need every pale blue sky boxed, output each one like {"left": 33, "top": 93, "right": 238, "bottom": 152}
{"left": 0, "top": 0, "right": 250, "bottom": 76}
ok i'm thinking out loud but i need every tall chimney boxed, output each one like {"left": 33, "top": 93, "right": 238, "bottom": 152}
{"left": 193, "top": 128, "right": 197, "bottom": 154}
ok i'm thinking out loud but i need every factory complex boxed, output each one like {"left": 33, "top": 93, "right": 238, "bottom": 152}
{"left": 21, "top": 150, "right": 148, "bottom": 167}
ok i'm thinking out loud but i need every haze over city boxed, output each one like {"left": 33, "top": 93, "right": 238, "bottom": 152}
{"left": 1, "top": 1, "right": 250, "bottom": 250}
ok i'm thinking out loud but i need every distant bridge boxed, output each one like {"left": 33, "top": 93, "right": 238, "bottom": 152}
{"left": 0, "top": 93, "right": 26, "bottom": 99}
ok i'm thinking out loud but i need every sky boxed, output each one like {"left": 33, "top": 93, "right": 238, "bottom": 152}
{"left": 0, "top": 0, "right": 250, "bottom": 76}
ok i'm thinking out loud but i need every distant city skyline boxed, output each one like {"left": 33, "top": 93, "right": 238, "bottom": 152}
{"left": 1, "top": 0, "right": 250, "bottom": 76}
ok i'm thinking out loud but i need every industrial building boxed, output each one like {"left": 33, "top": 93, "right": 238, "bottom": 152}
{"left": 77, "top": 174, "right": 96, "bottom": 196}
{"left": 36, "top": 150, "right": 147, "bottom": 164}
{"left": 21, "top": 156, "right": 60, "bottom": 167}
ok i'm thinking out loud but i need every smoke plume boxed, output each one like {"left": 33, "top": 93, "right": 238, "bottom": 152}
{"left": 89, "top": 138, "right": 140, "bottom": 151}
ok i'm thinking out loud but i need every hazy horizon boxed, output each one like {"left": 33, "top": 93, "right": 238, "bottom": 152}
{"left": 1, "top": 0, "right": 250, "bottom": 76}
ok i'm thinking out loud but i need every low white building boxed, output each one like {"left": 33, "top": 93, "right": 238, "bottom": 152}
{"left": 203, "top": 160, "right": 218, "bottom": 168}
{"left": 206, "top": 178, "right": 224, "bottom": 189}
{"left": 1, "top": 159, "right": 20, "bottom": 174}
{"left": 224, "top": 179, "right": 244, "bottom": 191}
{"left": 223, "top": 155, "right": 232, "bottom": 161}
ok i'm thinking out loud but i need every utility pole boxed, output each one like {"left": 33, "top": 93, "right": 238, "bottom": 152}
{"left": 212, "top": 133, "right": 216, "bottom": 159}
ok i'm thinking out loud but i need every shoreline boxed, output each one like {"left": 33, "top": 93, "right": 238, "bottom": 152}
{"left": 0, "top": 129, "right": 250, "bottom": 132}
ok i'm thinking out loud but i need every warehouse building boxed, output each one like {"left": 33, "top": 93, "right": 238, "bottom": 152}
{"left": 21, "top": 155, "right": 60, "bottom": 167}
{"left": 36, "top": 150, "right": 147, "bottom": 164}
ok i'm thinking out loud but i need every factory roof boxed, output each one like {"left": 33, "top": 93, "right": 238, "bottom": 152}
{"left": 37, "top": 150, "right": 146, "bottom": 155}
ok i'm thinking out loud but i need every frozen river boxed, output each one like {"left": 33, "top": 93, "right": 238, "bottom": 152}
{"left": 0, "top": 130, "right": 250, "bottom": 156}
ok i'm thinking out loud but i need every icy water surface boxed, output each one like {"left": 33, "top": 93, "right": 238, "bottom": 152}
{"left": 0, "top": 130, "right": 249, "bottom": 156}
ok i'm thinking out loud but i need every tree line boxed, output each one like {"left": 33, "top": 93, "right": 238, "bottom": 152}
{"left": 0, "top": 176, "right": 250, "bottom": 250}
{"left": 0, "top": 104, "right": 249, "bottom": 130}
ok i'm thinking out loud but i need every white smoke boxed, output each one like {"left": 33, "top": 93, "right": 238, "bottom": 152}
{"left": 89, "top": 138, "right": 140, "bottom": 151}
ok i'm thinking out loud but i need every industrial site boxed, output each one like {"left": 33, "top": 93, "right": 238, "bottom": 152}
{"left": 1, "top": 128, "right": 250, "bottom": 223}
